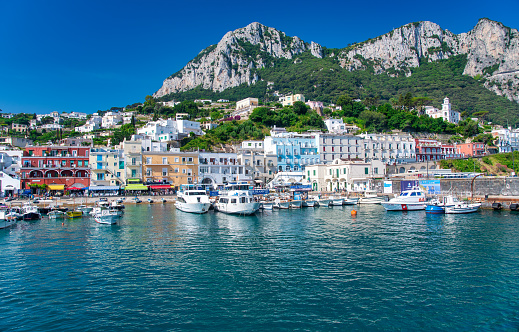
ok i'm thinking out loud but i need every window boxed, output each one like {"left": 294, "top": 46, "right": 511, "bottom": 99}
{"left": 147, "top": 157, "right": 152, "bottom": 164}
{"left": 162, "top": 157, "right": 167, "bottom": 164}
{"left": 365, "top": 167, "right": 369, "bottom": 174}
{"left": 374, "top": 167, "right": 378, "bottom": 174}
{"left": 175, "top": 157, "right": 179, "bottom": 163}
{"left": 78, "top": 160, "right": 83, "bottom": 167}
{"left": 117, "top": 172, "right": 121, "bottom": 177}
{"left": 119, "top": 161, "right": 124, "bottom": 169}
{"left": 97, "top": 173, "right": 104, "bottom": 180}
{"left": 97, "top": 155, "right": 103, "bottom": 162}
{"left": 182, "top": 169, "right": 186, "bottom": 174}
{"left": 162, "top": 168, "right": 167, "bottom": 176}
{"left": 174, "top": 168, "right": 179, "bottom": 173}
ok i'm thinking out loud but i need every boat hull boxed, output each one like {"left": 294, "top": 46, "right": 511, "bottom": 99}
{"left": 94, "top": 215, "right": 118, "bottom": 224}
{"left": 382, "top": 202, "right": 426, "bottom": 211}
{"left": 425, "top": 205, "right": 445, "bottom": 214}
{"left": 23, "top": 212, "right": 41, "bottom": 220}
{"left": 175, "top": 202, "right": 211, "bottom": 214}
{"left": 215, "top": 202, "right": 260, "bottom": 215}
{"left": 445, "top": 204, "right": 481, "bottom": 214}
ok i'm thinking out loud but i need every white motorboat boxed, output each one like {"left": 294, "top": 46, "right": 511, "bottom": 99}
{"left": 175, "top": 189, "right": 211, "bottom": 214}
{"left": 343, "top": 197, "right": 359, "bottom": 205}
{"left": 358, "top": 190, "right": 385, "bottom": 204}
{"left": 445, "top": 202, "right": 481, "bottom": 214}
{"left": 93, "top": 209, "right": 119, "bottom": 224}
{"left": 110, "top": 201, "right": 125, "bottom": 210}
{"left": 0, "top": 208, "right": 18, "bottom": 229}
{"left": 214, "top": 182, "right": 260, "bottom": 215}
{"left": 329, "top": 196, "right": 344, "bottom": 206}
{"left": 77, "top": 205, "right": 93, "bottom": 214}
{"left": 48, "top": 210, "right": 66, "bottom": 219}
{"left": 381, "top": 188, "right": 427, "bottom": 211}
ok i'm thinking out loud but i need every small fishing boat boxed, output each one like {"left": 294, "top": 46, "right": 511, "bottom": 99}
{"left": 66, "top": 210, "right": 83, "bottom": 218}
{"left": 343, "top": 197, "right": 359, "bottom": 205}
{"left": 0, "top": 208, "right": 18, "bottom": 229}
{"left": 274, "top": 198, "right": 290, "bottom": 209}
{"left": 445, "top": 202, "right": 481, "bottom": 214}
{"left": 260, "top": 202, "right": 273, "bottom": 210}
{"left": 329, "top": 196, "right": 344, "bottom": 206}
{"left": 48, "top": 210, "right": 66, "bottom": 219}
{"left": 302, "top": 199, "right": 316, "bottom": 207}
{"left": 22, "top": 203, "right": 42, "bottom": 220}
{"left": 290, "top": 200, "right": 302, "bottom": 209}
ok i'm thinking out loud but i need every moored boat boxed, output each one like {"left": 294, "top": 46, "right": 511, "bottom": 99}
{"left": 93, "top": 209, "right": 119, "bottom": 224}
{"left": 66, "top": 210, "right": 83, "bottom": 218}
{"left": 445, "top": 202, "right": 481, "bottom": 214}
{"left": 214, "top": 182, "right": 260, "bottom": 215}
{"left": 381, "top": 188, "right": 427, "bottom": 211}
{"left": 22, "top": 203, "right": 42, "bottom": 220}
{"left": 358, "top": 190, "right": 385, "bottom": 204}
{"left": 175, "top": 188, "right": 211, "bottom": 214}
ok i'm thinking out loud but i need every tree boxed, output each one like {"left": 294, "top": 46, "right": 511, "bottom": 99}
{"left": 144, "top": 95, "right": 156, "bottom": 108}
{"left": 292, "top": 101, "right": 308, "bottom": 115}
{"left": 336, "top": 95, "right": 353, "bottom": 115}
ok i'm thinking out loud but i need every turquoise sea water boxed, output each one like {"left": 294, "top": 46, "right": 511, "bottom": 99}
{"left": 1, "top": 204, "right": 519, "bottom": 331}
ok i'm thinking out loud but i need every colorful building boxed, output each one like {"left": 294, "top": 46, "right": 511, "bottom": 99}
{"left": 456, "top": 142, "right": 486, "bottom": 157}
{"left": 89, "top": 148, "right": 125, "bottom": 188}
{"left": 142, "top": 151, "right": 198, "bottom": 188}
{"left": 20, "top": 146, "right": 90, "bottom": 191}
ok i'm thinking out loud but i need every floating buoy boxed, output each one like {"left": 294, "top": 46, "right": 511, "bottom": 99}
{"left": 62, "top": 222, "right": 64, "bottom": 226}
{"left": 351, "top": 210, "right": 357, "bottom": 216}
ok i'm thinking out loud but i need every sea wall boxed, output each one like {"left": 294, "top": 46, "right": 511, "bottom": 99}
{"left": 376, "top": 177, "right": 519, "bottom": 196}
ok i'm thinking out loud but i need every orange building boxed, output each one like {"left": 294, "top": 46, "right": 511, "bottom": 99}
{"left": 456, "top": 142, "right": 486, "bottom": 157}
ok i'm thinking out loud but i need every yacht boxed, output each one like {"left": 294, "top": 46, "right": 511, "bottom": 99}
{"left": 381, "top": 188, "right": 427, "bottom": 211}
{"left": 175, "top": 188, "right": 211, "bottom": 214}
{"left": 214, "top": 182, "right": 260, "bottom": 215}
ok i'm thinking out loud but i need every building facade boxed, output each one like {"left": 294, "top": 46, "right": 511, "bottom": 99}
{"left": 142, "top": 151, "right": 198, "bottom": 187}
{"left": 20, "top": 146, "right": 90, "bottom": 190}
{"left": 264, "top": 133, "right": 319, "bottom": 172}
{"left": 316, "top": 133, "right": 363, "bottom": 164}
{"left": 89, "top": 148, "right": 125, "bottom": 187}
{"left": 360, "top": 134, "right": 416, "bottom": 164}
{"left": 198, "top": 152, "right": 249, "bottom": 187}
{"left": 425, "top": 97, "right": 460, "bottom": 124}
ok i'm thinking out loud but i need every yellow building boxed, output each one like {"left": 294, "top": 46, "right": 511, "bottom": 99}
{"left": 280, "top": 94, "right": 305, "bottom": 107}
{"left": 142, "top": 151, "right": 198, "bottom": 188}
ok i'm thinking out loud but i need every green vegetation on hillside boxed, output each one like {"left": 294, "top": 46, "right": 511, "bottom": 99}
{"left": 158, "top": 53, "right": 519, "bottom": 126}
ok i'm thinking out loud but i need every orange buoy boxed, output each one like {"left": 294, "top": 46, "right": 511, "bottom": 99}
{"left": 351, "top": 210, "right": 357, "bottom": 216}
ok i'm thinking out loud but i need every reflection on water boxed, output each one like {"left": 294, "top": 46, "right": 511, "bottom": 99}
{"left": 1, "top": 204, "right": 519, "bottom": 331}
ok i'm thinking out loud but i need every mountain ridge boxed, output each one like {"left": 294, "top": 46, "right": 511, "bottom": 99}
{"left": 154, "top": 19, "right": 519, "bottom": 106}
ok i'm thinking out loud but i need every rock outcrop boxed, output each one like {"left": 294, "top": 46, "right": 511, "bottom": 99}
{"left": 154, "top": 19, "right": 519, "bottom": 103}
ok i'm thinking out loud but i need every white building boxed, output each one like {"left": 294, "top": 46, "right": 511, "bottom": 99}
{"left": 137, "top": 118, "right": 204, "bottom": 142}
{"left": 0, "top": 148, "right": 22, "bottom": 196}
{"left": 279, "top": 94, "right": 305, "bottom": 107}
{"left": 198, "top": 152, "right": 249, "bottom": 187}
{"left": 41, "top": 123, "right": 63, "bottom": 131}
{"left": 102, "top": 112, "right": 123, "bottom": 129}
{"left": 425, "top": 97, "right": 460, "bottom": 124}
{"left": 305, "top": 159, "right": 386, "bottom": 192}
{"left": 75, "top": 115, "right": 102, "bottom": 133}
{"left": 315, "top": 133, "right": 364, "bottom": 164}
{"left": 64, "top": 112, "right": 88, "bottom": 120}
{"left": 323, "top": 118, "right": 359, "bottom": 135}
{"left": 359, "top": 133, "right": 416, "bottom": 164}
{"left": 306, "top": 100, "right": 324, "bottom": 114}
{"left": 234, "top": 97, "right": 259, "bottom": 117}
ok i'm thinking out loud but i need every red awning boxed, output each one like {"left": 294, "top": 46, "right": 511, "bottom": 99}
{"left": 67, "top": 187, "right": 85, "bottom": 190}
{"left": 149, "top": 185, "right": 173, "bottom": 190}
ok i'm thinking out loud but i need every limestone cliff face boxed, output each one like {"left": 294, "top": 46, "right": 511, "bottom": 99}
{"left": 155, "top": 19, "right": 519, "bottom": 103}
{"left": 154, "top": 22, "right": 308, "bottom": 97}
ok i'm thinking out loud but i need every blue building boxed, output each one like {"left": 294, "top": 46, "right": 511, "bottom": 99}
{"left": 264, "top": 133, "right": 319, "bottom": 172}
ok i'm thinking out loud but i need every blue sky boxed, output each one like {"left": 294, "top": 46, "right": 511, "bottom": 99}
{"left": 1, "top": 0, "right": 518, "bottom": 114}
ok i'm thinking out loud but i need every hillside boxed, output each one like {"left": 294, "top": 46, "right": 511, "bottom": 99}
{"left": 154, "top": 19, "right": 519, "bottom": 126}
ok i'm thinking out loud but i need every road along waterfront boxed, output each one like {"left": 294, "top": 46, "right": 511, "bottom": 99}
{"left": 1, "top": 204, "right": 519, "bottom": 331}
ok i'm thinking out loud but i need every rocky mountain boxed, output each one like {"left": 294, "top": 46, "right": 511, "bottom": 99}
{"left": 154, "top": 19, "right": 519, "bottom": 104}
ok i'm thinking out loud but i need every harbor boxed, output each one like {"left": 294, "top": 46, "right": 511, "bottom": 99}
{"left": 2, "top": 203, "right": 519, "bottom": 330}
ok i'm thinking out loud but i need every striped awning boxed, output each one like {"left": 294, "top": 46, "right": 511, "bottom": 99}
{"left": 48, "top": 184, "right": 65, "bottom": 190}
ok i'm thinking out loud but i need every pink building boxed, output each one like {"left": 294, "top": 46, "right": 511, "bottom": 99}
{"left": 456, "top": 142, "right": 486, "bottom": 157}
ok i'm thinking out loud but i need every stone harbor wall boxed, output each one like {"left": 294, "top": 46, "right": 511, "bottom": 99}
{"left": 375, "top": 177, "right": 519, "bottom": 197}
